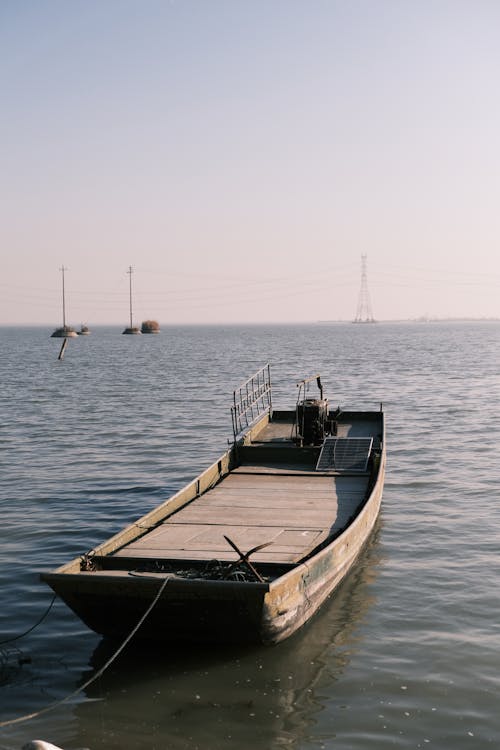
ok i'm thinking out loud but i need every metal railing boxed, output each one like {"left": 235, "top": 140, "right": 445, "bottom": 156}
{"left": 231, "top": 364, "right": 272, "bottom": 441}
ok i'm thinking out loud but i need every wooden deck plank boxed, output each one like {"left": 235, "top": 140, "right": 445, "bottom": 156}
{"left": 206, "top": 486, "right": 337, "bottom": 497}
{"left": 224, "top": 473, "right": 368, "bottom": 490}
{"left": 233, "top": 465, "right": 317, "bottom": 475}
{"left": 194, "top": 495, "right": 348, "bottom": 509}
{"left": 222, "top": 474, "right": 334, "bottom": 487}
{"left": 202, "top": 488, "right": 361, "bottom": 503}
{"left": 168, "top": 507, "right": 334, "bottom": 527}
{"left": 206, "top": 487, "right": 335, "bottom": 498}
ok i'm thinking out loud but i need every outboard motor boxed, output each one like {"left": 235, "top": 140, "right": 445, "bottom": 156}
{"left": 296, "top": 375, "right": 329, "bottom": 445}
{"left": 297, "top": 397, "right": 329, "bottom": 445}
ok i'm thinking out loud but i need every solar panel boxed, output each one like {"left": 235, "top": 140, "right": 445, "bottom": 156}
{"left": 316, "top": 437, "right": 373, "bottom": 472}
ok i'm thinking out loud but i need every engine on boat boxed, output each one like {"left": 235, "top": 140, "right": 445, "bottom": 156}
{"left": 297, "top": 397, "right": 329, "bottom": 445}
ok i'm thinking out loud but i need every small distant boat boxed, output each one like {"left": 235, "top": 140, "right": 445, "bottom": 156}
{"left": 141, "top": 319, "right": 160, "bottom": 334}
{"left": 77, "top": 324, "right": 91, "bottom": 335}
{"left": 51, "top": 266, "right": 77, "bottom": 338}
{"left": 41, "top": 365, "right": 386, "bottom": 645}
{"left": 122, "top": 265, "right": 141, "bottom": 334}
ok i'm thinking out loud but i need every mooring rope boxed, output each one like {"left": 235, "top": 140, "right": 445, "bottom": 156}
{"left": 0, "top": 594, "right": 57, "bottom": 646}
{"left": 0, "top": 577, "right": 170, "bottom": 728}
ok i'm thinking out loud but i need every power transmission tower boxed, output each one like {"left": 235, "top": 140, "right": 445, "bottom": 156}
{"left": 354, "top": 255, "right": 375, "bottom": 323}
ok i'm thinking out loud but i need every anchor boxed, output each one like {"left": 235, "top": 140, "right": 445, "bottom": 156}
{"left": 223, "top": 535, "right": 273, "bottom": 583}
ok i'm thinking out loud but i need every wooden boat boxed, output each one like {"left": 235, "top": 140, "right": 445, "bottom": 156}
{"left": 41, "top": 365, "right": 386, "bottom": 645}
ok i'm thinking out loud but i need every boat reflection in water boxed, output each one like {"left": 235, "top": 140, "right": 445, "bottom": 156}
{"left": 72, "top": 524, "right": 383, "bottom": 750}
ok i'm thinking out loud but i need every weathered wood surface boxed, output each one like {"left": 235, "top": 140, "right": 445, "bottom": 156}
{"left": 251, "top": 416, "right": 377, "bottom": 442}
{"left": 113, "top": 472, "right": 368, "bottom": 564}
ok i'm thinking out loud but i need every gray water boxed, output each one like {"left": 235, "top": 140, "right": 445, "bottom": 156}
{"left": 0, "top": 322, "right": 499, "bottom": 750}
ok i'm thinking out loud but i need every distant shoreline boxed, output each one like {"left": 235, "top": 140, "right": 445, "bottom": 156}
{"left": 317, "top": 317, "right": 500, "bottom": 324}
{"left": 1, "top": 318, "right": 499, "bottom": 328}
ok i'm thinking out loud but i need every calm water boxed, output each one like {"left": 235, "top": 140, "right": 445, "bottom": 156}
{"left": 0, "top": 322, "right": 499, "bottom": 750}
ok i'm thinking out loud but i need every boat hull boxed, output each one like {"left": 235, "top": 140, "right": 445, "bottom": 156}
{"left": 42, "top": 449, "right": 385, "bottom": 645}
{"left": 41, "top": 388, "right": 386, "bottom": 645}
{"left": 42, "top": 573, "right": 270, "bottom": 643}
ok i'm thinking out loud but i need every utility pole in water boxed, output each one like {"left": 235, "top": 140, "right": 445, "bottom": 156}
{"left": 60, "top": 265, "right": 68, "bottom": 329}
{"left": 122, "top": 265, "right": 140, "bottom": 334}
{"left": 127, "top": 265, "right": 133, "bottom": 329}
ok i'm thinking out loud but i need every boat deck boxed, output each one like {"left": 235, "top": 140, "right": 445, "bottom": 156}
{"left": 113, "top": 471, "right": 368, "bottom": 564}
{"left": 252, "top": 414, "right": 379, "bottom": 443}
{"left": 111, "top": 413, "right": 378, "bottom": 566}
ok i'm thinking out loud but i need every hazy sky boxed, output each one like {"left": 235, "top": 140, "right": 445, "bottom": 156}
{"left": 2, "top": 0, "right": 500, "bottom": 325}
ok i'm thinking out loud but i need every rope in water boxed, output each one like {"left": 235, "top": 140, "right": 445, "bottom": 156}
{"left": 0, "top": 577, "right": 170, "bottom": 728}
{"left": 0, "top": 594, "right": 57, "bottom": 646}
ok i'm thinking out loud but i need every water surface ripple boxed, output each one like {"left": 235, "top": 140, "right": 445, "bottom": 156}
{"left": 1, "top": 323, "right": 499, "bottom": 749}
